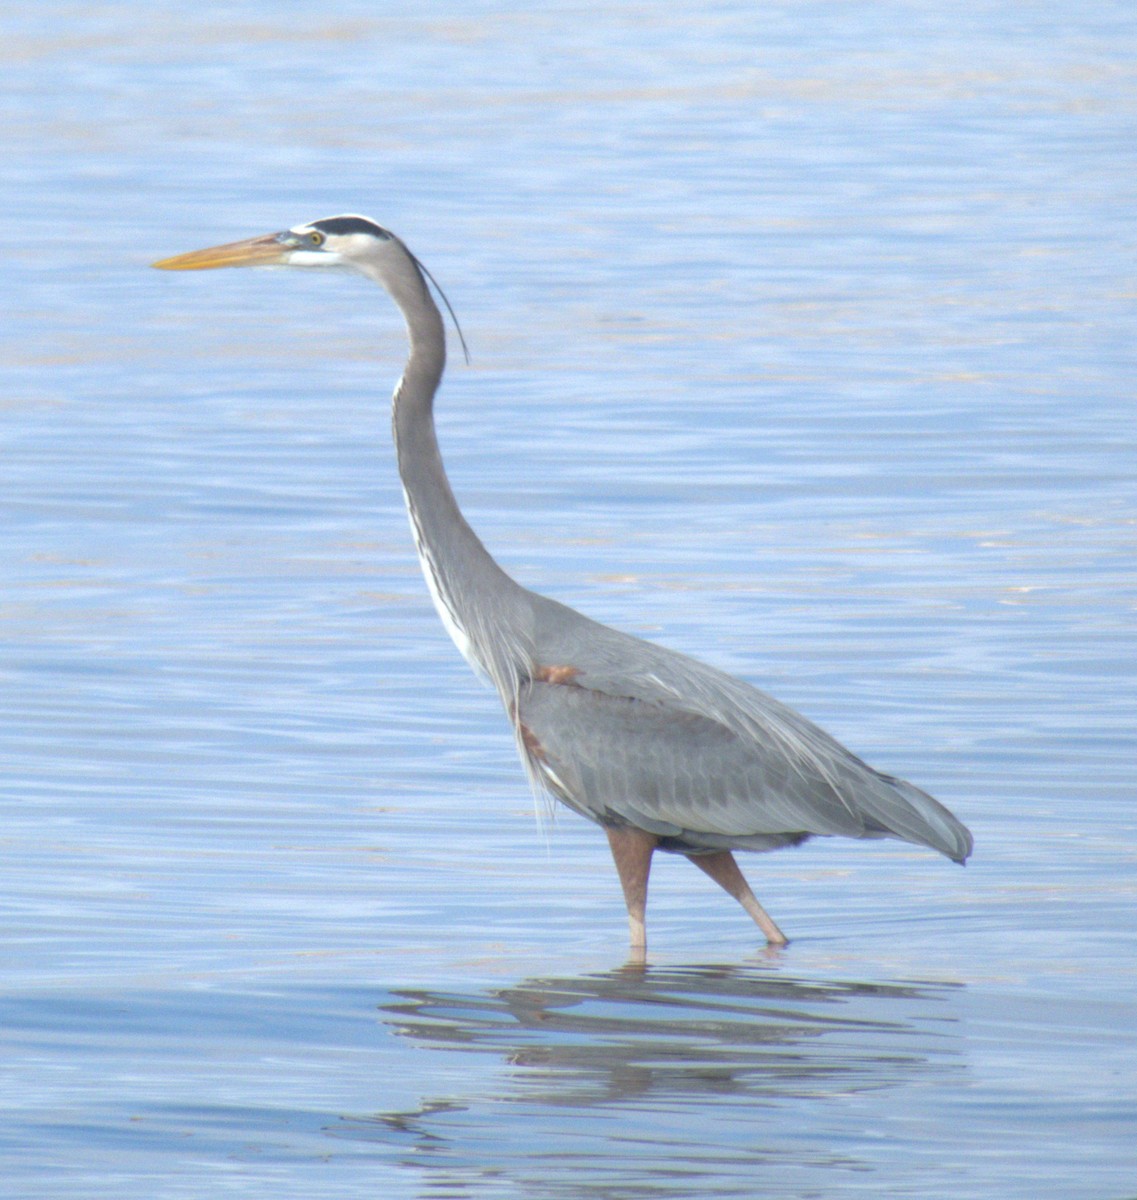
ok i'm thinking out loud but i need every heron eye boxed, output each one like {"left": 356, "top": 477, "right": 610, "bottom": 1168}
{"left": 309, "top": 231, "right": 325, "bottom": 246}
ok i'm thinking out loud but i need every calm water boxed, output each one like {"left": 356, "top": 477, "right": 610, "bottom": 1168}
{"left": 2, "top": 3, "right": 1135, "bottom": 1197}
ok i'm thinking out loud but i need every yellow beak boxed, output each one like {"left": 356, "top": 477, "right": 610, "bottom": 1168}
{"left": 152, "top": 232, "right": 289, "bottom": 271}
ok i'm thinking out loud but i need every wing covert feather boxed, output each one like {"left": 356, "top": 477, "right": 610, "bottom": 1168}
{"left": 514, "top": 600, "right": 972, "bottom": 861}
{"left": 517, "top": 680, "right": 869, "bottom": 841}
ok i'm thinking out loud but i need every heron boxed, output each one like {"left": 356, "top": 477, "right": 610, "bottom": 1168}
{"left": 153, "top": 215, "right": 973, "bottom": 952}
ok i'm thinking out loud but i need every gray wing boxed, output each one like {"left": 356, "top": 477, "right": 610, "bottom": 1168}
{"left": 514, "top": 598, "right": 973, "bottom": 862}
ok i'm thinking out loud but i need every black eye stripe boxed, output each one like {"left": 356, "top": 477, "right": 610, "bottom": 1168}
{"left": 309, "top": 216, "right": 393, "bottom": 239}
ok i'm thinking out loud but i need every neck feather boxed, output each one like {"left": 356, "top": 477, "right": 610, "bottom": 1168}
{"left": 378, "top": 249, "right": 533, "bottom": 692}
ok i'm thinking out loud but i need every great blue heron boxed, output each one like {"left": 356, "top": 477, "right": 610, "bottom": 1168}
{"left": 154, "top": 215, "right": 973, "bottom": 951}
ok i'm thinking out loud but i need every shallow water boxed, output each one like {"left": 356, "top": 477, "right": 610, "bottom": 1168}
{"left": 2, "top": 3, "right": 1136, "bottom": 1197}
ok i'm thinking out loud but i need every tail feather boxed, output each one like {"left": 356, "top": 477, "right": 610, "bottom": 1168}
{"left": 859, "top": 773, "right": 973, "bottom": 864}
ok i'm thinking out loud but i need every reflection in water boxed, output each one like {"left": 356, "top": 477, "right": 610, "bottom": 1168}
{"left": 337, "top": 963, "right": 963, "bottom": 1197}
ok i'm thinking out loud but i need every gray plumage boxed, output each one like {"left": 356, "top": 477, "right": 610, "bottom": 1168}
{"left": 516, "top": 602, "right": 971, "bottom": 861}
{"left": 153, "top": 214, "right": 974, "bottom": 951}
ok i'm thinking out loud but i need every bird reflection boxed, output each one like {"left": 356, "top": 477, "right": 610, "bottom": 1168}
{"left": 334, "top": 962, "right": 963, "bottom": 1195}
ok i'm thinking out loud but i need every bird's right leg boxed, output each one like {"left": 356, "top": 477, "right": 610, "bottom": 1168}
{"left": 605, "top": 827, "right": 659, "bottom": 956}
{"left": 690, "top": 850, "right": 789, "bottom": 946}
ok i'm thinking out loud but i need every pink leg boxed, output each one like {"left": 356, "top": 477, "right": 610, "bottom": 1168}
{"left": 605, "top": 827, "right": 659, "bottom": 955}
{"left": 690, "top": 851, "right": 789, "bottom": 946}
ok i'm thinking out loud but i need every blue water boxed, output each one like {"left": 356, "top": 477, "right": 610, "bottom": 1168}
{"left": 2, "top": 3, "right": 1135, "bottom": 1197}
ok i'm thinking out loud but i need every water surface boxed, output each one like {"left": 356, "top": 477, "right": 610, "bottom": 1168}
{"left": 2, "top": 3, "right": 1135, "bottom": 1197}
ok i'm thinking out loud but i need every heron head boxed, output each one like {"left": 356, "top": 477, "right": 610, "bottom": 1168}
{"left": 152, "top": 213, "right": 469, "bottom": 361}
{"left": 152, "top": 214, "right": 398, "bottom": 273}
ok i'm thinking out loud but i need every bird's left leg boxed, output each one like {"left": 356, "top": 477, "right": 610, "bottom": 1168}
{"left": 690, "top": 851, "right": 789, "bottom": 946}
{"left": 605, "top": 826, "right": 659, "bottom": 955}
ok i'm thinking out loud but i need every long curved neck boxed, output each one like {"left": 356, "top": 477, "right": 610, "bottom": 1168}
{"left": 370, "top": 247, "right": 534, "bottom": 692}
